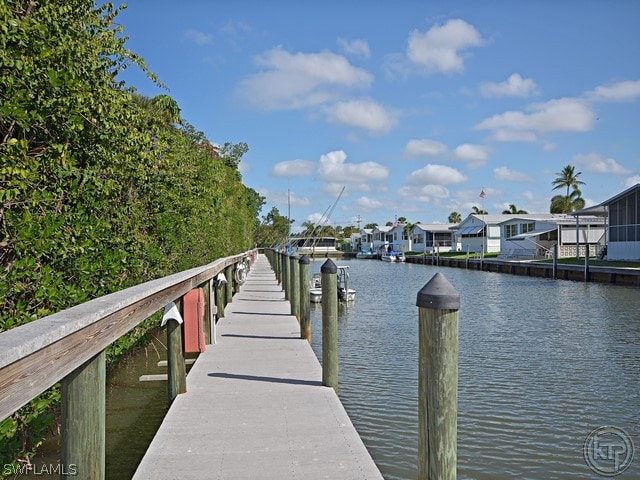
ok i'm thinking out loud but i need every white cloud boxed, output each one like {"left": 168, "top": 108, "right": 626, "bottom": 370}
{"left": 406, "top": 164, "right": 467, "bottom": 185}
{"left": 238, "top": 46, "right": 373, "bottom": 110}
{"left": 184, "top": 29, "right": 213, "bottom": 46}
{"left": 317, "top": 150, "right": 390, "bottom": 183}
{"left": 399, "top": 184, "right": 450, "bottom": 202}
{"left": 624, "top": 176, "right": 640, "bottom": 188}
{"left": 270, "top": 159, "right": 316, "bottom": 177}
{"left": 453, "top": 143, "right": 489, "bottom": 167}
{"left": 353, "top": 196, "right": 385, "bottom": 212}
{"left": 481, "top": 73, "right": 539, "bottom": 98}
{"left": 493, "top": 166, "right": 534, "bottom": 182}
{"left": 586, "top": 80, "right": 640, "bottom": 102}
{"left": 475, "top": 97, "right": 595, "bottom": 142}
{"left": 325, "top": 98, "right": 398, "bottom": 134}
{"left": 338, "top": 38, "right": 371, "bottom": 58}
{"left": 405, "top": 139, "right": 448, "bottom": 157}
{"left": 406, "top": 19, "right": 484, "bottom": 74}
{"left": 572, "top": 153, "right": 631, "bottom": 175}
{"left": 257, "top": 188, "right": 310, "bottom": 208}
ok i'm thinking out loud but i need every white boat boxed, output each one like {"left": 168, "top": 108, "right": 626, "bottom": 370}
{"left": 356, "top": 248, "right": 377, "bottom": 259}
{"left": 310, "top": 273, "right": 322, "bottom": 303}
{"left": 395, "top": 251, "right": 406, "bottom": 263}
{"left": 337, "top": 266, "right": 355, "bottom": 302}
{"left": 308, "top": 267, "right": 356, "bottom": 303}
{"left": 381, "top": 252, "right": 396, "bottom": 262}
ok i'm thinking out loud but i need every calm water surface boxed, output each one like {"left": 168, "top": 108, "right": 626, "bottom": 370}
{"left": 308, "top": 258, "right": 639, "bottom": 480}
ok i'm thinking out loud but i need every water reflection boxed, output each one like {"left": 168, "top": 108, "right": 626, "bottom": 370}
{"left": 308, "top": 259, "right": 639, "bottom": 480}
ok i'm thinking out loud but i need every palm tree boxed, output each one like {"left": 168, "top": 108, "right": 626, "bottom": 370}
{"left": 471, "top": 206, "right": 488, "bottom": 215}
{"left": 502, "top": 204, "right": 528, "bottom": 214}
{"left": 552, "top": 164, "right": 585, "bottom": 197}
{"left": 448, "top": 211, "right": 462, "bottom": 223}
{"left": 550, "top": 165, "right": 586, "bottom": 213}
{"left": 550, "top": 188, "right": 586, "bottom": 213}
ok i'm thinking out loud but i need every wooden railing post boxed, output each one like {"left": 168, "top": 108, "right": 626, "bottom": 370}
{"left": 416, "top": 272, "right": 459, "bottom": 480}
{"left": 224, "top": 264, "right": 234, "bottom": 304}
{"left": 290, "top": 254, "right": 300, "bottom": 321}
{"left": 61, "top": 350, "right": 106, "bottom": 480}
{"left": 321, "top": 259, "right": 338, "bottom": 392}
{"left": 202, "top": 279, "right": 212, "bottom": 344}
{"left": 215, "top": 274, "right": 226, "bottom": 319}
{"left": 283, "top": 253, "right": 290, "bottom": 300}
{"left": 299, "top": 255, "right": 311, "bottom": 341}
{"left": 167, "top": 300, "right": 186, "bottom": 404}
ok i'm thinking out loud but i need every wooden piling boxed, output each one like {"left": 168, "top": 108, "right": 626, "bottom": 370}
{"left": 61, "top": 350, "right": 106, "bottom": 480}
{"left": 283, "top": 254, "right": 290, "bottom": 300}
{"left": 321, "top": 259, "right": 338, "bottom": 392}
{"left": 552, "top": 244, "right": 558, "bottom": 279}
{"left": 299, "top": 255, "right": 311, "bottom": 341}
{"left": 203, "top": 279, "right": 212, "bottom": 344}
{"left": 225, "top": 264, "right": 234, "bottom": 304}
{"left": 416, "top": 272, "right": 459, "bottom": 480}
{"left": 215, "top": 276, "right": 225, "bottom": 319}
{"left": 290, "top": 254, "right": 300, "bottom": 320}
{"left": 167, "top": 300, "right": 187, "bottom": 404}
{"left": 584, "top": 252, "right": 590, "bottom": 282}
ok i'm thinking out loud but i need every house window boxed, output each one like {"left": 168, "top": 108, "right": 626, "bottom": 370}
{"left": 504, "top": 224, "right": 517, "bottom": 238}
{"left": 521, "top": 223, "right": 535, "bottom": 234}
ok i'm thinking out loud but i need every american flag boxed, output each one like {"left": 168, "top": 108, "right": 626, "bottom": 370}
{"left": 479, "top": 189, "right": 486, "bottom": 199}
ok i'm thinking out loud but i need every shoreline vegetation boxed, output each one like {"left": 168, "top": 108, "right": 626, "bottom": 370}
{"left": 0, "top": 1, "right": 264, "bottom": 470}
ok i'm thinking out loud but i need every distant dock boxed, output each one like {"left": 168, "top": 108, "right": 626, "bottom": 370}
{"left": 133, "top": 254, "right": 383, "bottom": 479}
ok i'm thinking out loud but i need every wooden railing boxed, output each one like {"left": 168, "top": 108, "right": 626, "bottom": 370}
{"left": 0, "top": 248, "right": 257, "bottom": 478}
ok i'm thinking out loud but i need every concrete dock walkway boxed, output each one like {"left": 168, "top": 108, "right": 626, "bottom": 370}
{"left": 133, "top": 254, "right": 383, "bottom": 480}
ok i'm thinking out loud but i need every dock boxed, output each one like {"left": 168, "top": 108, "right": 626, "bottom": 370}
{"left": 133, "top": 254, "right": 383, "bottom": 480}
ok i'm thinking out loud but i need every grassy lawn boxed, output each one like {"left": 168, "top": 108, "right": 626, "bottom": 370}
{"left": 405, "top": 251, "right": 640, "bottom": 268}
{"left": 535, "top": 258, "right": 640, "bottom": 268}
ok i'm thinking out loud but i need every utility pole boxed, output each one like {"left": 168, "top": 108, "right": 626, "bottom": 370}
{"left": 355, "top": 214, "right": 362, "bottom": 230}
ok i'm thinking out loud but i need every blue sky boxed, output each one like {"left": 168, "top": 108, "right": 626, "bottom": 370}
{"left": 114, "top": 1, "right": 640, "bottom": 231}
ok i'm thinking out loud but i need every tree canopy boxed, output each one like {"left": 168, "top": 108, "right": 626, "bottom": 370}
{"left": 0, "top": 0, "right": 264, "bottom": 467}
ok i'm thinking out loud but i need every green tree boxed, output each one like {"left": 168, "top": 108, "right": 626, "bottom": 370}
{"left": 448, "top": 211, "right": 462, "bottom": 223}
{"left": 550, "top": 164, "right": 586, "bottom": 213}
{"left": 502, "top": 204, "right": 528, "bottom": 214}
{"left": 364, "top": 223, "right": 377, "bottom": 230}
{"left": 472, "top": 206, "right": 488, "bottom": 214}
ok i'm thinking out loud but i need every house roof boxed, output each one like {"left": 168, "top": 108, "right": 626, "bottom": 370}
{"left": 507, "top": 227, "right": 557, "bottom": 240}
{"left": 413, "top": 223, "right": 456, "bottom": 233}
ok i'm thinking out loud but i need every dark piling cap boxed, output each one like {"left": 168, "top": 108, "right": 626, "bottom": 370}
{"left": 321, "top": 258, "right": 337, "bottom": 274}
{"left": 416, "top": 272, "right": 460, "bottom": 310}
{"left": 290, "top": 254, "right": 300, "bottom": 261}
{"left": 299, "top": 255, "right": 310, "bottom": 265}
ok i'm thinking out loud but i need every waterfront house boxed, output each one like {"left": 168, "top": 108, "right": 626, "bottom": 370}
{"left": 498, "top": 214, "right": 606, "bottom": 259}
{"left": 572, "top": 183, "right": 640, "bottom": 260}
{"left": 388, "top": 223, "right": 410, "bottom": 252}
{"left": 453, "top": 214, "right": 504, "bottom": 253}
{"left": 411, "top": 224, "right": 456, "bottom": 253}
{"left": 371, "top": 225, "right": 393, "bottom": 254}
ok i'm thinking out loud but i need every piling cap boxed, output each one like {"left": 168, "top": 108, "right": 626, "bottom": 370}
{"left": 299, "top": 255, "right": 310, "bottom": 265}
{"left": 320, "top": 258, "right": 337, "bottom": 274}
{"left": 290, "top": 254, "right": 300, "bottom": 261}
{"left": 416, "top": 272, "right": 460, "bottom": 310}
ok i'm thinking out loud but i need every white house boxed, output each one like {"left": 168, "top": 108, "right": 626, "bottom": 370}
{"left": 498, "top": 214, "right": 606, "bottom": 259}
{"left": 453, "top": 214, "right": 504, "bottom": 253}
{"left": 572, "top": 183, "right": 640, "bottom": 260}
{"left": 411, "top": 224, "right": 456, "bottom": 253}
{"left": 371, "top": 225, "right": 393, "bottom": 253}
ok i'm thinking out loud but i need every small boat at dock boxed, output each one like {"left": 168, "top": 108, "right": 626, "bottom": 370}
{"left": 308, "top": 267, "right": 356, "bottom": 302}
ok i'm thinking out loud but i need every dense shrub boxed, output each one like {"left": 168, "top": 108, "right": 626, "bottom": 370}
{"left": 0, "top": 0, "right": 263, "bottom": 468}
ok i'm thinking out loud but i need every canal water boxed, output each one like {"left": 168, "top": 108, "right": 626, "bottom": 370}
{"left": 308, "top": 258, "right": 639, "bottom": 480}
{"left": 20, "top": 258, "right": 638, "bottom": 479}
